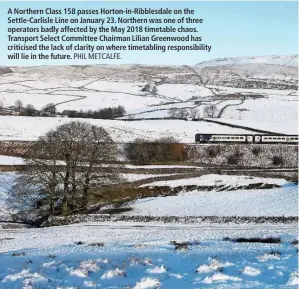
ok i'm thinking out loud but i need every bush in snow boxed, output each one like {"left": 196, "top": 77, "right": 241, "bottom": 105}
{"left": 272, "top": 155, "right": 284, "bottom": 166}
{"left": 125, "top": 137, "right": 187, "bottom": 165}
{"left": 227, "top": 148, "right": 243, "bottom": 165}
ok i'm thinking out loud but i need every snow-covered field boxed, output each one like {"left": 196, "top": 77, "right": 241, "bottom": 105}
{"left": 141, "top": 174, "right": 289, "bottom": 188}
{"left": 0, "top": 173, "right": 297, "bottom": 288}
{"left": 0, "top": 155, "right": 24, "bottom": 165}
{"left": 127, "top": 184, "right": 298, "bottom": 217}
{"left": 0, "top": 54, "right": 298, "bottom": 135}
{"left": 0, "top": 116, "right": 252, "bottom": 142}
{"left": 0, "top": 222, "right": 297, "bottom": 288}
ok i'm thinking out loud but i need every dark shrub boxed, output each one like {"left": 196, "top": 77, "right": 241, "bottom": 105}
{"left": 252, "top": 147, "right": 261, "bottom": 156}
{"left": 207, "top": 147, "right": 219, "bottom": 158}
{"left": 89, "top": 242, "right": 104, "bottom": 247}
{"left": 125, "top": 137, "right": 187, "bottom": 164}
{"left": 227, "top": 148, "right": 243, "bottom": 165}
{"left": 223, "top": 237, "right": 281, "bottom": 244}
{"left": 272, "top": 156, "right": 284, "bottom": 166}
{"left": 234, "top": 237, "right": 281, "bottom": 244}
{"left": 171, "top": 241, "right": 190, "bottom": 251}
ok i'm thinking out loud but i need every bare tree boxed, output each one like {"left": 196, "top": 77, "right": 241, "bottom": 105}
{"left": 141, "top": 83, "right": 151, "bottom": 92}
{"left": 190, "top": 107, "right": 200, "bottom": 119}
{"left": 176, "top": 108, "right": 190, "bottom": 119}
{"left": 203, "top": 104, "right": 218, "bottom": 118}
{"left": 20, "top": 104, "right": 37, "bottom": 116}
{"left": 8, "top": 121, "right": 120, "bottom": 222}
{"left": 168, "top": 108, "right": 189, "bottom": 119}
{"left": 42, "top": 103, "right": 57, "bottom": 115}
{"left": 168, "top": 108, "right": 178, "bottom": 118}
{"left": 14, "top": 99, "right": 23, "bottom": 112}
{"left": 152, "top": 85, "right": 158, "bottom": 96}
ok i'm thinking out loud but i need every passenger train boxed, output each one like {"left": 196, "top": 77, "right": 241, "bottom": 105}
{"left": 195, "top": 134, "right": 299, "bottom": 144}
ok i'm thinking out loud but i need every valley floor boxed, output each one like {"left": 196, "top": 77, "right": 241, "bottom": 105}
{"left": 0, "top": 222, "right": 298, "bottom": 289}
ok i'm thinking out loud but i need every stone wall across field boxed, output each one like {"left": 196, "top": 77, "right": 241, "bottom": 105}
{"left": 186, "top": 144, "right": 298, "bottom": 167}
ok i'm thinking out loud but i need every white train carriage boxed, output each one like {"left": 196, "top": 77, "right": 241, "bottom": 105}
{"left": 261, "top": 135, "right": 298, "bottom": 144}
{"left": 195, "top": 134, "right": 254, "bottom": 143}
{"left": 210, "top": 135, "right": 253, "bottom": 143}
{"left": 195, "top": 133, "right": 298, "bottom": 144}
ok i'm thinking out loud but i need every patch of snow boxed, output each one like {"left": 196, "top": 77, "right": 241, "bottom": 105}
{"left": 0, "top": 155, "right": 25, "bottom": 165}
{"left": 257, "top": 253, "right": 281, "bottom": 262}
{"left": 83, "top": 280, "right": 97, "bottom": 287}
{"left": 141, "top": 174, "right": 288, "bottom": 188}
{"left": 122, "top": 173, "right": 176, "bottom": 182}
{"left": 202, "top": 273, "right": 242, "bottom": 284}
{"left": 100, "top": 268, "right": 125, "bottom": 279}
{"left": 133, "top": 277, "right": 161, "bottom": 289}
{"left": 169, "top": 273, "right": 184, "bottom": 279}
{"left": 196, "top": 259, "right": 233, "bottom": 274}
{"left": 3, "top": 269, "right": 47, "bottom": 283}
{"left": 127, "top": 185, "right": 297, "bottom": 217}
{"left": 243, "top": 266, "right": 261, "bottom": 276}
{"left": 146, "top": 265, "right": 167, "bottom": 274}
{"left": 287, "top": 271, "right": 299, "bottom": 285}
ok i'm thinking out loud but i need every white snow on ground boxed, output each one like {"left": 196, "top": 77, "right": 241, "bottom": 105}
{"left": 257, "top": 253, "right": 281, "bottom": 262}
{"left": 121, "top": 173, "right": 176, "bottom": 182}
{"left": 288, "top": 271, "right": 299, "bottom": 285}
{"left": 0, "top": 222, "right": 297, "bottom": 288}
{"left": 201, "top": 273, "right": 242, "bottom": 284}
{"left": 100, "top": 268, "right": 126, "bottom": 279}
{"left": 196, "top": 54, "right": 298, "bottom": 67}
{"left": 196, "top": 258, "right": 233, "bottom": 274}
{"left": 0, "top": 55, "right": 297, "bottom": 135}
{"left": 133, "top": 277, "right": 161, "bottom": 289}
{"left": 0, "top": 116, "right": 252, "bottom": 142}
{"left": 141, "top": 174, "right": 288, "bottom": 188}
{"left": 0, "top": 155, "right": 24, "bottom": 165}
{"left": 125, "top": 164, "right": 199, "bottom": 169}
{"left": 126, "top": 185, "right": 298, "bottom": 217}
{"left": 243, "top": 266, "right": 261, "bottom": 276}
{"left": 216, "top": 117, "right": 298, "bottom": 135}
{"left": 146, "top": 265, "right": 167, "bottom": 274}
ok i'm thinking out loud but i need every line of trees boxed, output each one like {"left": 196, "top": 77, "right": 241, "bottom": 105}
{"left": 10, "top": 100, "right": 57, "bottom": 117}
{"left": 8, "top": 121, "right": 120, "bottom": 224}
{"left": 168, "top": 105, "right": 219, "bottom": 119}
{"left": 62, "top": 105, "right": 126, "bottom": 119}
{"left": 1, "top": 99, "right": 126, "bottom": 119}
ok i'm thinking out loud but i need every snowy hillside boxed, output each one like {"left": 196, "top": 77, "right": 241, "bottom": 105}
{"left": 128, "top": 183, "right": 298, "bottom": 217}
{"left": 196, "top": 55, "right": 298, "bottom": 67}
{"left": 0, "top": 54, "right": 297, "bottom": 136}
{"left": 0, "top": 116, "right": 252, "bottom": 142}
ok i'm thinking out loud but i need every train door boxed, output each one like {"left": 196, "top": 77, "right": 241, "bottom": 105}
{"left": 254, "top": 135, "right": 261, "bottom": 143}
{"left": 246, "top": 135, "right": 253, "bottom": 143}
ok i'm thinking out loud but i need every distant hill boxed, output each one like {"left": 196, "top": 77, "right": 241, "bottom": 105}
{"left": 4, "top": 54, "right": 297, "bottom": 90}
